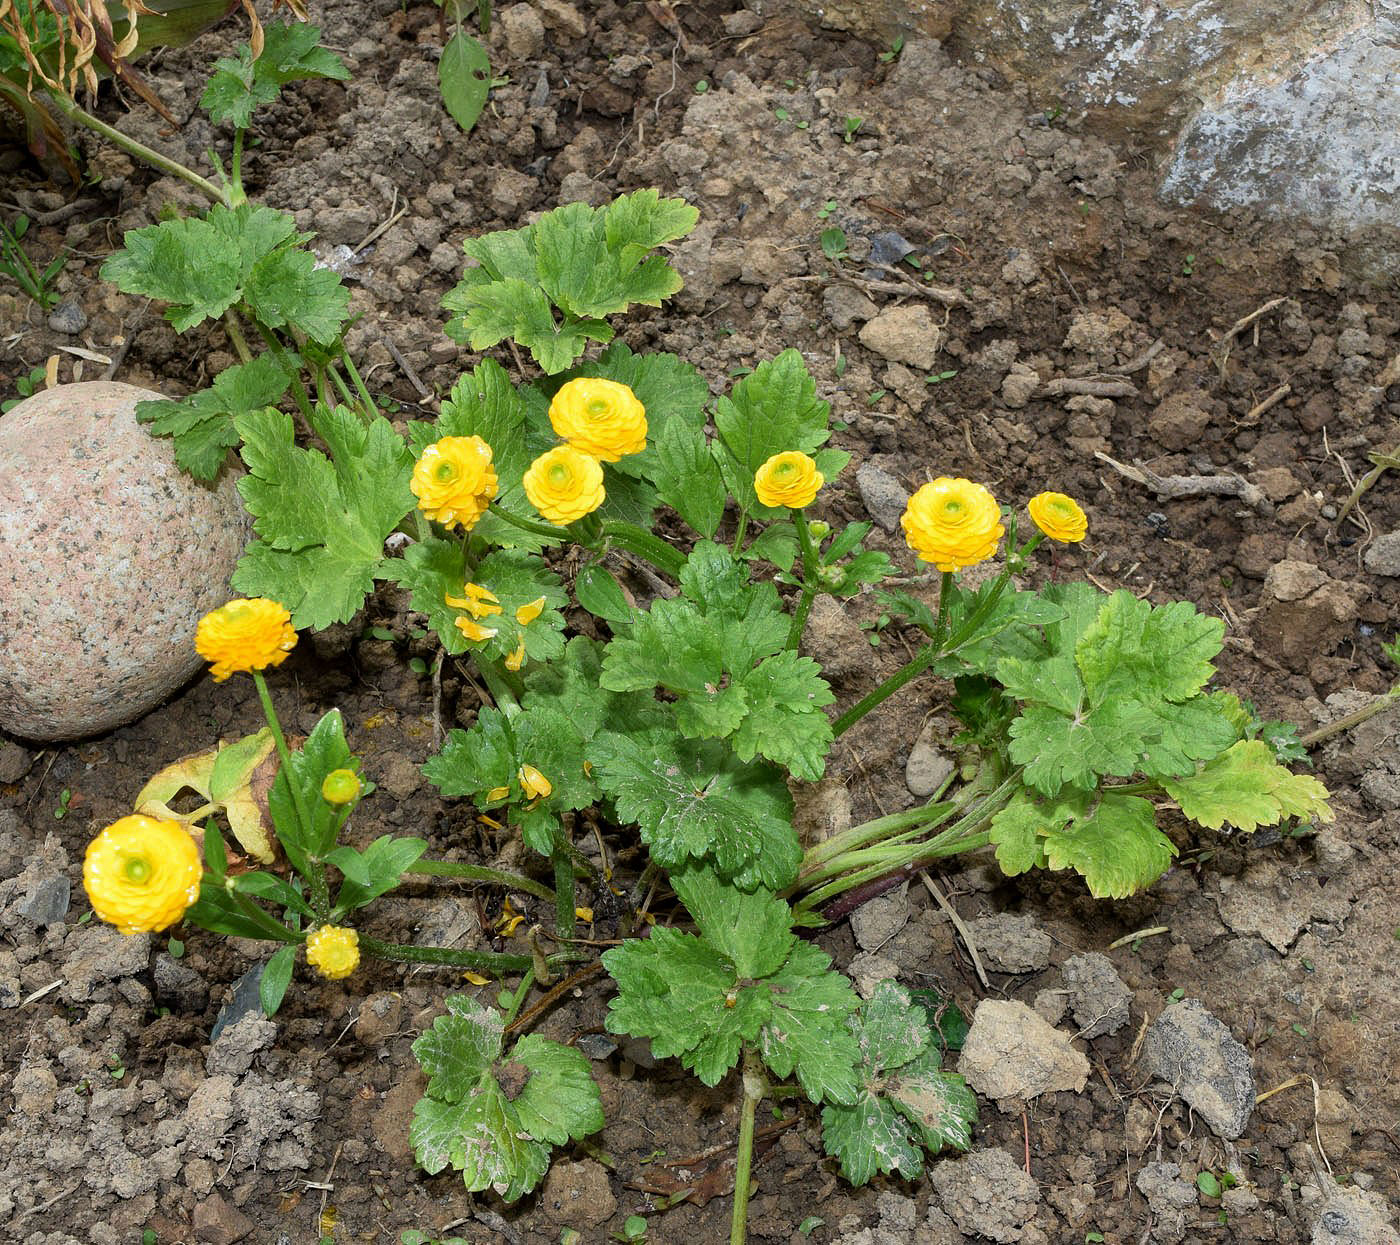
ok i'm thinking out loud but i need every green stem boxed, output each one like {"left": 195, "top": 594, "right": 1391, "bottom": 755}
{"left": 251, "top": 321, "right": 313, "bottom": 418}
{"left": 731, "top": 510, "right": 749, "bottom": 555}
{"left": 833, "top": 560, "right": 1022, "bottom": 737}
{"left": 791, "top": 790, "right": 960, "bottom": 881}
{"left": 730, "top": 1047, "right": 765, "bottom": 1245}
{"left": 358, "top": 932, "right": 536, "bottom": 975}
{"left": 327, "top": 364, "right": 357, "bottom": 411}
{"left": 793, "top": 767, "right": 1019, "bottom": 914}
{"left": 226, "top": 887, "right": 301, "bottom": 943}
{"left": 601, "top": 521, "right": 685, "bottom": 579}
{"left": 475, "top": 654, "right": 525, "bottom": 712}
{"left": 831, "top": 644, "right": 940, "bottom": 737}
{"left": 251, "top": 671, "right": 329, "bottom": 916}
{"left": 341, "top": 349, "right": 379, "bottom": 420}
{"left": 786, "top": 511, "right": 821, "bottom": 650}
{"left": 1299, "top": 684, "right": 1400, "bottom": 748}
{"left": 44, "top": 91, "right": 228, "bottom": 206}
{"left": 404, "top": 859, "right": 556, "bottom": 903}
{"left": 229, "top": 128, "right": 247, "bottom": 205}
{"left": 222, "top": 312, "right": 254, "bottom": 364}
{"left": 551, "top": 825, "right": 577, "bottom": 939}
{"left": 489, "top": 504, "right": 569, "bottom": 542}
{"left": 499, "top": 968, "right": 536, "bottom": 1028}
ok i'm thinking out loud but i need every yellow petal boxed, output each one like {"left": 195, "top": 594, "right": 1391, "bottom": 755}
{"left": 462, "top": 970, "right": 491, "bottom": 985}
{"left": 574, "top": 906, "right": 594, "bottom": 922}
{"left": 516, "top": 596, "right": 547, "bottom": 625}
{"left": 486, "top": 786, "right": 509, "bottom": 802}
{"left": 505, "top": 639, "right": 526, "bottom": 671}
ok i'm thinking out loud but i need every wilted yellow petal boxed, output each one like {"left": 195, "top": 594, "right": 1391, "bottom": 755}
{"left": 516, "top": 596, "right": 547, "bottom": 625}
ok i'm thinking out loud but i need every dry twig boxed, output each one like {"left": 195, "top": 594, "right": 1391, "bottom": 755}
{"left": 1095, "top": 452, "right": 1268, "bottom": 512}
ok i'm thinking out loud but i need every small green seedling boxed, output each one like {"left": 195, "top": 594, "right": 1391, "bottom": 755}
{"left": 53, "top": 788, "right": 71, "bottom": 820}
{"left": 611, "top": 1216, "right": 649, "bottom": 1243}
{"left": 1196, "top": 1169, "right": 1237, "bottom": 1197}
{"left": 1182, "top": 253, "right": 1196, "bottom": 276}
{"left": 3, "top": 363, "right": 47, "bottom": 413}
{"left": 797, "top": 1218, "right": 825, "bottom": 1237}
{"left": 843, "top": 116, "right": 863, "bottom": 143}
{"left": 694, "top": 79, "right": 709, "bottom": 93}
{"left": 925, "top": 370, "right": 958, "bottom": 385}
{"left": 0, "top": 214, "right": 68, "bottom": 311}
{"left": 817, "top": 199, "right": 838, "bottom": 220}
{"left": 820, "top": 227, "right": 849, "bottom": 260}
{"left": 1168, "top": 987, "right": 1186, "bottom": 1003}
{"left": 878, "top": 35, "right": 905, "bottom": 63}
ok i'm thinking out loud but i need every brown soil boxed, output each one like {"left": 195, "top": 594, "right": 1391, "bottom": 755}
{"left": 2, "top": 3, "right": 1399, "bottom": 1244}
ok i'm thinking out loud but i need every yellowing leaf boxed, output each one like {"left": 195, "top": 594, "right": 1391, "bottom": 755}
{"left": 1162, "top": 739, "right": 1333, "bottom": 831}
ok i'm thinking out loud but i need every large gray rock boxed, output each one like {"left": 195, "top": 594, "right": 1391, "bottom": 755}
{"left": 0, "top": 382, "right": 248, "bottom": 740}
{"left": 1141, "top": 998, "right": 1255, "bottom": 1138}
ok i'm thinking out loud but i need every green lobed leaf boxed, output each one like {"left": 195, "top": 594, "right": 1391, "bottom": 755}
{"left": 100, "top": 216, "right": 243, "bottom": 331}
{"left": 758, "top": 939, "right": 862, "bottom": 1104}
{"left": 602, "top": 927, "right": 762, "bottom": 1086}
{"left": 590, "top": 731, "right": 801, "bottom": 890}
{"left": 670, "top": 864, "right": 795, "bottom": 980}
{"left": 135, "top": 354, "right": 290, "bottom": 480}
{"left": 201, "top": 21, "right": 348, "bottom": 129}
{"left": 987, "top": 791, "right": 1063, "bottom": 876}
{"left": 332, "top": 835, "right": 427, "bottom": 913}
{"left": 242, "top": 244, "right": 350, "bottom": 345}
{"left": 1161, "top": 739, "right": 1332, "bottom": 831}
{"left": 1040, "top": 791, "right": 1176, "bottom": 899}
{"left": 232, "top": 406, "right": 415, "bottom": 628}
{"left": 648, "top": 411, "right": 727, "bottom": 537}
{"left": 423, "top": 708, "right": 517, "bottom": 803}
{"left": 1076, "top": 591, "right": 1224, "bottom": 704}
{"left": 730, "top": 650, "right": 835, "bottom": 782}
{"left": 820, "top": 981, "right": 975, "bottom": 1184}
{"left": 822, "top": 1093, "right": 925, "bottom": 1185}
{"left": 510, "top": 1034, "right": 606, "bottom": 1146}
{"left": 412, "top": 995, "right": 505, "bottom": 1101}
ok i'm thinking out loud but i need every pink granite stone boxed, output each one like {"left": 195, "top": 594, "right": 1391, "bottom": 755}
{"left": 0, "top": 381, "right": 249, "bottom": 740}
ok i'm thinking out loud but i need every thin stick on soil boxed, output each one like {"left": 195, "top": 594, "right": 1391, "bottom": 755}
{"left": 1021, "top": 1107, "right": 1031, "bottom": 1175}
{"left": 506, "top": 961, "right": 605, "bottom": 1035}
{"left": 1106, "top": 925, "right": 1169, "bottom": 951}
{"left": 920, "top": 871, "right": 990, "bottom": 988}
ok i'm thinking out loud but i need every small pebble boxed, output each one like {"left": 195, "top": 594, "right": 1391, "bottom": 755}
{"left": 46, "top": 297, "right": 88, "bottom": 335}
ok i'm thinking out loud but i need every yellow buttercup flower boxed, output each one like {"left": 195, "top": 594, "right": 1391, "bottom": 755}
{"left": 548, "top": 377, "right": 647, "bottom": 462}
{"left": 523, "top": 445, "right": 606, "bottom": 525}
{"left": 901, "top": 478, "right": 1005, "bottom": 572}
{"left": 83, "top": 815, "right": 202, "bottom": 936}
{"left": 454, "top": 616, "right": 499, "bottom": 644}
{"left": 754, "top": 451, "right": 824, "bottom": 509}
{"left": 518, "top": 764, "right": 552, "bottom": 800}
{"left": 411, "top": 436, "right": 499, "bottom": 531}
{"left": 1027, "top": 492, "right": 1088, "bottom": 544}
{"left": 196, "top": 598, "right": 298, "bottom": 682}
{"left": 505, "top": 638, "right": 526, "bottom": 671}
{"left": 516, "top": 596, "right": 546, "bottom": 625}
{"left": 306, "top": 925, "right": 359, "bottom": 980}
{"left": 321, "top": 768, "right": 362, "bottom": 805}
{"left": 444, "top": 582, "right": 502, "bottom": 620}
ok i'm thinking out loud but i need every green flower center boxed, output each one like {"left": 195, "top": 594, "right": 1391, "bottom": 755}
{"left": 774, "top": 461, "right": 797, "bottom": 481}
{"left": 123, "top": 856, "right": 152, "bottom": 884}
{"left": 435, "top": 462, "right": 457, "bottom": 482}
{"left": 941, "top": 500, "right": 964, "bottom": 518}
{"left": 548, "top": 463, "right": 571, "bottom": 486}
{"left": 586, "top": 398, "right": 611, "bottom": 417}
